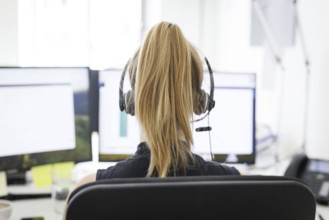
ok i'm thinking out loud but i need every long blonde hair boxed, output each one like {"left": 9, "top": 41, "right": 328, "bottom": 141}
{"left": 133, "top": 22, "right": 203, "bottom": 177}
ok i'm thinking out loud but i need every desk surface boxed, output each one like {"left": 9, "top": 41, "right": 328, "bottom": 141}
{"left": 11, "top": 198, "right": 62, "bottom": 220}
{"left": 8, "top": 159, "right": 329, "bottom": 220}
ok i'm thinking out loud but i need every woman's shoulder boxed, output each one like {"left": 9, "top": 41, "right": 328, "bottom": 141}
{"left": 96, "top": 144, "right": 150, "bottom": 180}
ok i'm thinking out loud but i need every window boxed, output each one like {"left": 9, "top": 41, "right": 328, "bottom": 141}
{"left": 18, "top": 0, "right": 142, "bottom": 69}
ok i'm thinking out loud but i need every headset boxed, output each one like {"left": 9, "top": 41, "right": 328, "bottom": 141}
{"left": 119, "top": 55, "right": 215, "bottom": 121}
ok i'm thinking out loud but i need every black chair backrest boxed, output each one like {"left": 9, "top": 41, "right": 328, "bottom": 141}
{"left": 66, "top": 175, "right": 316, "bottom": 220}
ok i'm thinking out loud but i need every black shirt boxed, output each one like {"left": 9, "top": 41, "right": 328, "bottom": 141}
{"left": 97, "top": 142, "right": 240, "bottom": 180}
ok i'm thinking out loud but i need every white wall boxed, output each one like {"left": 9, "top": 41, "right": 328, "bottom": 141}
{"left": 296, "top": 0, "right": 329, "bottom": 160}
{"left": 256, "top": 0, "right": 329, "bottom": 160}
{"left": 210, "top": 0, "right": 329, "bottom": 160}
{"left": 143, "top": 0, "right": 203, "bottom": 47}
{"left": 0, "top": 0, "right": 18, "bottom": 65}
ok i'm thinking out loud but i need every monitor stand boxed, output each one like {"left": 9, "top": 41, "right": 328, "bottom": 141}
{"left": 70, "top": 131, "right": 117, "bottom": 182}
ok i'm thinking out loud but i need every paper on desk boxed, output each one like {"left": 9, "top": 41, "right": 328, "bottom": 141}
{"left": 31, "top": 164, "right": 53, "bottom": 188}
{"left": 0, "top": 171, "right": 8, "bottom": 196}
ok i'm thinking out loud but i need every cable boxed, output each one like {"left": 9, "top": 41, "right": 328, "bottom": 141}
{"left": 317, "top": 210, "right": 326, "bottom": 220}
{"left": 207, "top": 114, "right": 214, "bottom": 161}
{"left": 192, "top": 111, "right": 210, "bottom": 123}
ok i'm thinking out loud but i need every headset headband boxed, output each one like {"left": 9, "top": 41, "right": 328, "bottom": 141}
{"left": 119, "top": 59, "right": 131, "bottom": 112}
{"left": 119, "top": 56, "right": 215, "bottom": 118}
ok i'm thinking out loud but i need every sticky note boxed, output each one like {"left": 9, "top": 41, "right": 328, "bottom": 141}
{"left": 53, "top": 161, "right": 74, "bottom": 180}
{"left": 31, "top": 164, "right": 53, "bottom": 188}
{"left": 0, "top": 171, "right": 8, "bottom": 196}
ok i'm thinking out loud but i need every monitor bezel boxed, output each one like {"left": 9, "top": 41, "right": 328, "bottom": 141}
{"left": 211, "top": 71, "right": 256, "bottom": 165}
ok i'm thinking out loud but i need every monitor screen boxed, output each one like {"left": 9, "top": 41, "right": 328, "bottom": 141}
{"left": 98, "top": 69, "right": 139, "bottom": 161}
{"left": 98, "top": 69, "right": 256, "bottom": 164}
{"left": 0, "top": 67, "right": 92, "bottom": 171}
{"left": 192, "top": 72, "right": 256, "bottom": 164}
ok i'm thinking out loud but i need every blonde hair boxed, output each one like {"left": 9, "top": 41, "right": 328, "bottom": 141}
{"left": 133, "top": 22, "right": 203, "bottom": 177}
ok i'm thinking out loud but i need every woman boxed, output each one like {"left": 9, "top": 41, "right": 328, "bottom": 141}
{"left": 62, "top": 21, "right": 239, "bottom": 220}
{"left": 74, "top": 21, "right": 239, "bottom": 187}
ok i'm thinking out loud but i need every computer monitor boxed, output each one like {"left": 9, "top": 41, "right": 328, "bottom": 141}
{"left": 0, "top": 67, "right": 93, "bottom": 171}
{"left": 192, "top": 72, "right": 256, "bottom": 164}
{"left": 98, "top": 69, "right": 139, "bottom": 161}
{"left": 98, "top": 69, "right": 256, "bottom": 164}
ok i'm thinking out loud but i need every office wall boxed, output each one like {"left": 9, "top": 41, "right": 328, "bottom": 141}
{"left": 295, "top": 0, "right": 329, "bottom": 160}
{"left": 261, "top": 0, "right": 329, "bottom": 160}
{"left": 206, "top": 0, "right": 329, "bottom": 160}
{"left": 143, "top": 0, "right": 202, "bottom": 47}
{"left": 0, "top": 0, "right": 18, "bottom": 65}
{"left": 143, "top": 0, "right": 220, "bottom": 64}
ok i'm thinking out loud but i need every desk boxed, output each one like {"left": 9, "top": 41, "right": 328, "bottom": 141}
{"left": 317, "top": 205, "right": 329, "bottom": 220}
{"left": 8, "top": 160, "right": 329, "bottom": 220}
{"left": 11, "top": 198, "right": 61, "bottom": 220}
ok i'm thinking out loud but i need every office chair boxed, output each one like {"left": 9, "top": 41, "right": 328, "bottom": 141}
{"left": 66, "top": 175, "right": 316, "bottom": 220}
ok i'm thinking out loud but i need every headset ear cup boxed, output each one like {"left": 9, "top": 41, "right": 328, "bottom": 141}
{"left": 125, "top": 90, "right": 135, "bottom": 116}
{"left": 194, "top": 90, "right": 209, "bottom": 115}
